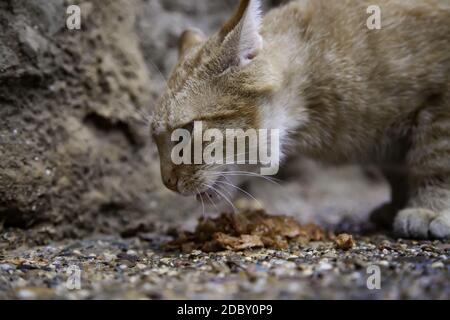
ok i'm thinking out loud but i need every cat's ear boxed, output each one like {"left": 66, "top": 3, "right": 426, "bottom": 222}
{"left": 219, "top": 0, "right": 263, "bottom": 67}
{"left": 178, "top": 29, "right": 205, "bottom": 58}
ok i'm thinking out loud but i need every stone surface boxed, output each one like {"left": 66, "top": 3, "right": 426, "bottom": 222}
{"left": 0, "top": 0, "right": 200, "bottom": 237}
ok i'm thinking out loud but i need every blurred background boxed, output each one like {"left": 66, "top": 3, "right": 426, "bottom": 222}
{"left": 0, "top": 0, "right": 388, "bottom": 244}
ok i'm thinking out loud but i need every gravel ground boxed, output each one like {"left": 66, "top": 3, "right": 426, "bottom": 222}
{"left": 1, "top": 231, "right": 449, "bottom": 300}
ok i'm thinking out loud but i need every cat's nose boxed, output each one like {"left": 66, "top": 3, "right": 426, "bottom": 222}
{"left": 163, "top": 173, "right": 179, "bottom": 192}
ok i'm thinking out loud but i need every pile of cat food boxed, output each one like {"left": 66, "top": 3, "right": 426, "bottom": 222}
{"left": 166, "top": 210, "right": 345, "bottom": 253}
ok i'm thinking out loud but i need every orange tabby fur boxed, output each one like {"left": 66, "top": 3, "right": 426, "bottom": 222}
{"left": 152, "top": 0, "right": 450, "bottom": 239}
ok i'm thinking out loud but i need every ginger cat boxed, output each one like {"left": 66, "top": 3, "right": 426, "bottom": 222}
{"left": 152, "top": 0, "right": 450, "bottom": 239}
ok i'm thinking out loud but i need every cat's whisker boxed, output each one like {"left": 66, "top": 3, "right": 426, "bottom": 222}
{"left": 230, "top": 171, "right": 281, "bottom": 182}
{"left": 205, "top": 170, "right": 282, "bottom": 187}
{"left": 196, "top": 187, "right": 206, "bottom": 218}
{"left": 201, "top": 183, "right": 237, "bottom": 214}
{"left": 224, "top": 171, "right": 282, "bottom": 182}
{"left": 200, "top": 152, "right": 282, "bottom": 187}
{"left": 199, "top": 184, "right": 220, "bottom": 213}
{"left": 214, "top": 184, "right": 238, "bottom": 214}
{"left": 202, "top": 151, "right": 251, "bottom": 171}
{"left": 147, "top": 58, "right": 178, "bottom": 101}
{"left": 147, "top": 58, "right": 168, "bottom": 86}
{"left": 216, "top": 180, "right": 234, "bottom": 199}
{"left": 215, "top": 178, "right": 263, "bottom": 209}
{"left": 201, "top": 183, "right": 222, "bottom": 212}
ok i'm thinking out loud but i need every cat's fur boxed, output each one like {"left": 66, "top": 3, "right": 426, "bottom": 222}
{"left": 152, "top": 0, "right": 450, "bottom": 239}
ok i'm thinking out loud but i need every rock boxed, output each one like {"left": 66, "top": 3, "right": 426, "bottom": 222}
{"left": 0, "top": 0, "right": 199, "bottom": 237}
{"left": 0, "top": 43, "right": 19, "bottom": 71}
{"left": 17, "top": 22, "right": 48, "bottom": 57}
{"left": 0, "top": 263, "right": 15, "bottom": 271}
{"left": 12, "top": 0, "right": 65, "bottom": 35}
{"left": 16, "top": 287, "right": 55, "bottom": 299}
{"left": 318, "top": 260, "right": 334, "bottom": 272}
{"left": 16, "top": 289, "right": 37, "bottom": 300}
{"left": 431, "top": 261, "right": 444, "bottom": 269}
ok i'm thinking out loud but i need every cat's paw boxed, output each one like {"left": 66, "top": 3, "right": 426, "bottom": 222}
{"left": 394, "top": 208, "right": 450, "bottom": 239}
{"left": 429, "top": 211, "right": 450, "bottom": 239}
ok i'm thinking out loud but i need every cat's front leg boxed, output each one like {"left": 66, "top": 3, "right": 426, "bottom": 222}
{"left": 394, "top": 175, "right": 450, "bottom": 240}
{"left": 393, "top": 104, "right": 450, "bottom": 239}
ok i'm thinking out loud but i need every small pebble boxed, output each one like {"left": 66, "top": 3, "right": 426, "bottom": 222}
{"left": 17, "top": 289, "right": 36, "bottom": 299}
{"left": 431, "top": 261, "right": 444, "bottom": 269}
{"left": 136, "top": 263, "right": 147, "bottom": 270}
{"left": 126, "top": 250, "right": 137, "bottom": 256}
{"left": 318, "top": 261, "right": 333, "bottom": 271}
{"left": 0, "top": 264, "right": 15, "bottom": 271}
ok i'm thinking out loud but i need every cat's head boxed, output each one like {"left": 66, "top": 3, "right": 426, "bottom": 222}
{"left": 152, "top": 0, "right": 281, "bottom": 201}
